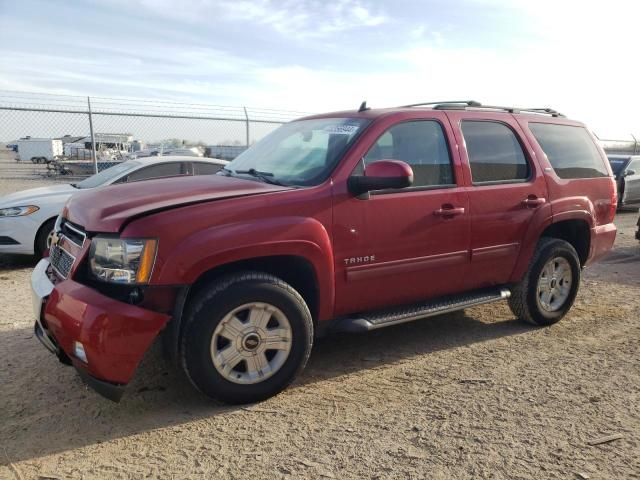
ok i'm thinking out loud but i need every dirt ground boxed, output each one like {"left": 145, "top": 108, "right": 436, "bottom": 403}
{"left": 0, "top": 149, "right": 639, "bottom": 479}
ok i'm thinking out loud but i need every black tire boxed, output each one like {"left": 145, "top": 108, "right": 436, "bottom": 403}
{"left": 508, "top": 238, "right": 581, "bottom": 326}
{"left": 35, "top": 218, "right": 56, "bottom": 258}
{"left": 181, "top": 272, "right": 314, "bottom": 404}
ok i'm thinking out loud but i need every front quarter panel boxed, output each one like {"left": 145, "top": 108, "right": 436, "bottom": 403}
{"left": 122, "top": 188, "right": 335, "bottom": 321}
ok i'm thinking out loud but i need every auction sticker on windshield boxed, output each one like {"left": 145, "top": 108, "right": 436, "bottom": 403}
{"left": 323, "top": 124, "right": 360, "bottom": 135}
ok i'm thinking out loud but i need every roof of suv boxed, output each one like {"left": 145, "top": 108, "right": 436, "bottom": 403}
{"left": 302, "top": 100, "right": 575, "bottom": 123}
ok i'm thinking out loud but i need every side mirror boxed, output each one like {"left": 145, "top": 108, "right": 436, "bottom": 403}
{"left": 348, "top": 160, "right": 414, "bottom": 196}
{"left": 625, "top": 169, "right": 636, "bottom": 176}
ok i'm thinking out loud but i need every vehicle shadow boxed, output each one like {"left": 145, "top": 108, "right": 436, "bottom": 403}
{"left": 1, "top": 306, "right": 531, "bottom": 464}
{"left": 585, "top": 245, "right": 640, "bottom": 287}
{"left": 0, "top": 253, "right": 38, "bottom": 271}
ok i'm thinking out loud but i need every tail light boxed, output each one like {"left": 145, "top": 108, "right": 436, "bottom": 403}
{"left": 606, "top": 177, "right": 617, "bottom": 224}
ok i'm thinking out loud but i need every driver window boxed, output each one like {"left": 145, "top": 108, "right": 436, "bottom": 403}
{"left": 126, "top": 162, "right": 186, "bottom": 182}
{"left": 363, "top": 121, "right": 454, "bottom": 187}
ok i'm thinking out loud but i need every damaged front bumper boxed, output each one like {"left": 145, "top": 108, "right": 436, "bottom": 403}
{"left": 31, "top": 258, "right": 170, "bottom": 402}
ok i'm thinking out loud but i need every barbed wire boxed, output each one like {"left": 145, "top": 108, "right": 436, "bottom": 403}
{"left": 0, "top": 90, "right": 314, "bottom": 121}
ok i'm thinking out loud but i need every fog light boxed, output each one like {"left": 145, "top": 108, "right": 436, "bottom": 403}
{"left": 74, "top": 341, "right": 88, "bottom": 363}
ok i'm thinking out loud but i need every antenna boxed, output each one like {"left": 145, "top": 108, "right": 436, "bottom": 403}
{"left": 358, "top": 101, "right": 369, "bottom": 112}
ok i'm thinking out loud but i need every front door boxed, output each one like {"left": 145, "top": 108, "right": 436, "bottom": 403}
{"left": 446, "top": 111, "right": 549, "bottom": 289}
{"left": 332, "top": 115, "right": 470, "bottom": 316}
{"left": 622, "top": 158, "right": 640, "bottom": 204}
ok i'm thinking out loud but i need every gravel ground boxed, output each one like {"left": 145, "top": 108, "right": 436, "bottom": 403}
{"left": 0, "top": 148, "right": 639, "bottom": 479}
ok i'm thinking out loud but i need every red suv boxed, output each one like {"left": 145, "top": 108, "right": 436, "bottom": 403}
{"left": 31, "top": 101, "right": 617, "bottom": 404}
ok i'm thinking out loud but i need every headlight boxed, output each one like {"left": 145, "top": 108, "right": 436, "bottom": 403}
{"left": 0, "top": 205, "right": 39, "bottom": 217}
{"left": 89, "top": 237, "right": 158, "bottom": 284}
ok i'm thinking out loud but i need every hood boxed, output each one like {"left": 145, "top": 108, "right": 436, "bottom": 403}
{"left": 0, "top": 183, "right": 76, "bottom": 208}
{"left": 64, "top": 174, "right": 292, "bottom": 232}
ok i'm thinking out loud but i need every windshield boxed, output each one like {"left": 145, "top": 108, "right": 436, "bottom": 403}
{"left": 223, "top": 118, "right": 369, "bottom": 186}
{"left": 75, "top": 161, "right": 142, "bottom": 189}
{"left": 608, "top": 157, "right": 629, "bottom": 175}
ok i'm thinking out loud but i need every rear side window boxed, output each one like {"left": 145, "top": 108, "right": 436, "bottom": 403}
{"left": 461, "top": 121, "right": 530, "bottom": 183}
{"left": 529, "top": 123, "right": 608, "bottom": 179}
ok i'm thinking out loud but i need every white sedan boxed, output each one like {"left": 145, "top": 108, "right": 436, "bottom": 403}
{"left": 0, "top": 156, "right": 228, "bottom": 257}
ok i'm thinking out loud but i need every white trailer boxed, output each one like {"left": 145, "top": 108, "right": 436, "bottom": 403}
{"left": 16, "top": 138, "right": 64, "bottom": 163}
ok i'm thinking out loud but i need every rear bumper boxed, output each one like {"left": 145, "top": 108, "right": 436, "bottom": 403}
{"left": 587, "top": 223, "right": 617, "bottom": 265}
{"left": 32, "top": 259, "right": 170, "bottom": 401}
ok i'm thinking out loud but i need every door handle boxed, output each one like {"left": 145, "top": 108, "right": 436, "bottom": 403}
{"left": 521, "top": 196, "right": 546, "bottom": 207}
{"left": 434, "top": 206, "right": 465, "bottom": 217}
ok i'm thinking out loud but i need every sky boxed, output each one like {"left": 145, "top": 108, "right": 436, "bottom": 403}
{"left": 0, "top": 0, "right": 639, "bottom": 138}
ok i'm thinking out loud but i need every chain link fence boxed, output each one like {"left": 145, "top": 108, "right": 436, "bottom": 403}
{"left": 0, "top": 90, "right": 312, "bottom": 180}
{"left": 599, "top": 135, "right": 639, "bottom": 155}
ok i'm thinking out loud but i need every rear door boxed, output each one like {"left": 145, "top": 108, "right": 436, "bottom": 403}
{"left": 446, "top": 111, "right": 548, "bottom": 289}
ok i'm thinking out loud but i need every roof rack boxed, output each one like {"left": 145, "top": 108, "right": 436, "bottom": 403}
{"left": 401, "top": 101, "right": 565, "bottom": 117}
{"left": 401, "top": 100, "right": 481, "bottom": 108}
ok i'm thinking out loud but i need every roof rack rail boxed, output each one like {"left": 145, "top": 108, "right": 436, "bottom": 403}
{"left": 401, "top": 101, "right": 565, "bottom": 117}
{"left": 401, "top": 100, "right": 481, "bottom": 108}
{"left": 522, "top": 107, "right": 565, "bottom": 117}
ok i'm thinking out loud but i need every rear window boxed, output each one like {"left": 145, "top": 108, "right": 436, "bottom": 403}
{"left": 529, "top": 123, "right": 608, "bottom": 179}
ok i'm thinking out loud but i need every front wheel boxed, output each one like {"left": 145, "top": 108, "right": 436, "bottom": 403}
{"left": 35, "top": 218, "right": 56, "bottom": 258}
{"left": 181, "top": 272, "right": 313, "bottom": 404}
{"left": 508, "top": 238, "right": 581, "bottom": 326}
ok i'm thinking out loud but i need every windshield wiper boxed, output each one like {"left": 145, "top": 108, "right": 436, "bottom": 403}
{"left": 230, "top": 168, "right": 286, "bottom": 186}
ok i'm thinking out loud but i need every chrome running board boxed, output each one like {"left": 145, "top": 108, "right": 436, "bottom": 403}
{"left": 334, "top": 287, "right": 511, "bottom": 333}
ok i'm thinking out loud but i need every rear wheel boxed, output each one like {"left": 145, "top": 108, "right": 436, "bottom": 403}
{"left": 181, "top": 272, "right": 313, "bottom": 404}
{"left": 508, "top": 238, "right": 581, "bottom": 326}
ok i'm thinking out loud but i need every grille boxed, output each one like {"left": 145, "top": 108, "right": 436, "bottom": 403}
{"left": 50, "top": 244, "right": 75, "bottom": 279}
{"left": 60, "top": 220, "right": 86, "bottom": 247}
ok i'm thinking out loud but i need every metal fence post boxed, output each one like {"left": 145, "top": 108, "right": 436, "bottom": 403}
{"left": 87, "top": 96, "right": 98, "bottom": 174}
{"left": 243, "top": 106, "right": 250, "bottom": 148}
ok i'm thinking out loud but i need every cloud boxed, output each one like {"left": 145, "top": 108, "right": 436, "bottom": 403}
{"left": 105, "top": 0, "right": 387, "bottom": 38}
{"left": 1, "top": 0, "right": 639, "bottom": 139}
